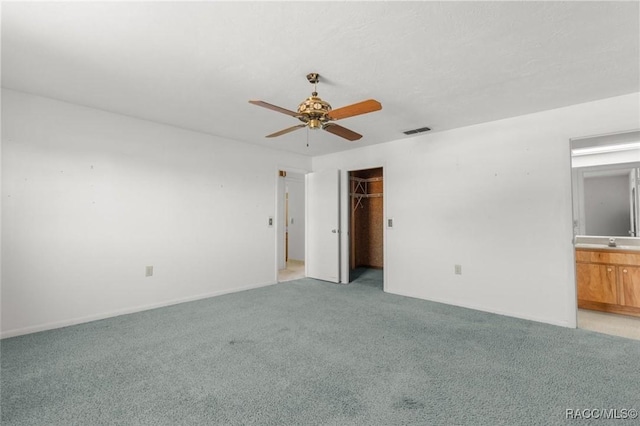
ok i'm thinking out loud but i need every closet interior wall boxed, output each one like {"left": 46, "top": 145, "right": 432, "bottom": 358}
{"left": 350, "top": 167, "right": 384, "bottom": 270}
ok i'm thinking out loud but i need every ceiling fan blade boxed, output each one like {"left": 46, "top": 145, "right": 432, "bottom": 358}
{"left": 249, "top": 100, "right": 300, "bottom": 117}
{"left": 327, "top": 99, "right": 382, "bottom": 120}
{"left": 323, "top": 123, "right": 362, "bottom": 141}
{"left": 266, "top": 124, "right": 306, "bottom": 138}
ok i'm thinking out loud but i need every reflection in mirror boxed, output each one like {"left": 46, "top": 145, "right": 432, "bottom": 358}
{"left": 571, "top": 130, "right": 640, "bottom": 238}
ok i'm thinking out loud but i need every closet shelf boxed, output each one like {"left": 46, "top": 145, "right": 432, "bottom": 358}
{"left": 350, "top": 176, "right": 383, "bottom": 213}
{"left": 351, "top": 176, "right": 383, "bottom": 183}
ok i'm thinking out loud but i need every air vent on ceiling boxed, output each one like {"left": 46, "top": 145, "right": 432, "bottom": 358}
{"left": 403, "top": 126, "right": 431, "bottom": 135}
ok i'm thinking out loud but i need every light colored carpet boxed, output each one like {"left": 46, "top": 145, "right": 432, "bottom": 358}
{"left": 2, "top": 269, "right": 639, "bottom": 425}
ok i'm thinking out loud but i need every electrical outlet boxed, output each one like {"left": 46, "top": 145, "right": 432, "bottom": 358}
{"left": 146, "top": 266, "right": 153, "bottom": 277}
{"left": 387, "top": 218, "right": 394, "bottom": 228}
{"left": 454, "top": 264, "right": 462, "bottom": 275}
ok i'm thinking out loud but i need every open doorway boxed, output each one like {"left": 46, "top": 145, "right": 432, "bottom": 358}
{"left": 570, "top": 130, "right": 640, "bottom": 340}
{"left": 277, "top": 170, "right": 306, "bottom": 282}
{"left": 349, "top": 167, "right": 384, "bottom": 288}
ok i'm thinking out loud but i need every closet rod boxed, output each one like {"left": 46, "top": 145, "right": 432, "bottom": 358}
{"left": 350, "top": 176, "right": 383, "bottom": 183}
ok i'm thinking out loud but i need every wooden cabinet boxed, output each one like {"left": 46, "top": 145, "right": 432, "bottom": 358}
{"left": 576, "top": 248, "right": 640, "bottom": 317}
{"left": 620, "top": 265, "right": 640, "bottom": 308}
{"left": 576, "top": 263, "right": 617, "bottom": 304}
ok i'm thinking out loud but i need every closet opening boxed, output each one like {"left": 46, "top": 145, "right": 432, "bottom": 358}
{"left": 349, "top": 167, "right": 384, "bottom": 287}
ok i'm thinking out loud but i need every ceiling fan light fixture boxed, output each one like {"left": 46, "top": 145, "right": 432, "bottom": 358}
{"left": 249, "top": 72, "right": 382, "bottom": 142}
{"left": 297, "top": 96, "right": 332, "bottom": 119}
{"left": 308, "top": 119, "right": 323, "bottom": 129}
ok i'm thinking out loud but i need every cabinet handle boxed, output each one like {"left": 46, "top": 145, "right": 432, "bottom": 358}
{"left": 607, "top": 268, "right": 612, "bottom": 272}
{"left": 623, "top": 269, "right": 628, "bottom": 273}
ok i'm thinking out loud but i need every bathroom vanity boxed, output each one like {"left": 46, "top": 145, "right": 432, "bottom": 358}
{"left": 575, "top": 237, "right": 640, "bottom": 317}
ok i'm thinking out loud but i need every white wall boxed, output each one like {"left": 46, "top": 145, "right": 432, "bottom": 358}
{"left": 1, "top": 89, "right": 311, "bottom": 337}
{"left": 3, "top": 89, "right": 639, "bottom": 336}
{"left": 313, "top": 93, "right": 640, "bottom": 327}
{"left": 285, "top": 174, "right": 305, "bottom": 261}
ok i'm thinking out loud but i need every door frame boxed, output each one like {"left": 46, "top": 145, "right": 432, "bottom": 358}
{"left": 274, "top": 166, "right": 310, "bottom": 283}
{"left": 570, "top": 130, "right": 640, "bottom": 329}
{"left": 341, "top": 164, "right": 388, "bottom": 290}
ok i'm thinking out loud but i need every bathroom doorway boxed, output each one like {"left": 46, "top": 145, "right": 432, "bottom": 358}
{"left": 570, "top": 130, "right": 640, "bottom": 340}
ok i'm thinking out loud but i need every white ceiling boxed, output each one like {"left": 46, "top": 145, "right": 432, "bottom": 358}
{"left": 2, "top": 1, "right": 639, "bottom": 157}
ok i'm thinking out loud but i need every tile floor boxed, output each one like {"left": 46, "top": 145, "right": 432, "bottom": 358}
{"left": 578, "top": 309, "right": 640, "bottom": 340}
{"left": 278, "top": 259, "right": 305, "bottom": 282}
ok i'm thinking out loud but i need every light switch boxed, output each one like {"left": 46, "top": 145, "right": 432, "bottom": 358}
{"left": 268, "top": 216, "right": 273, "bottom": 227}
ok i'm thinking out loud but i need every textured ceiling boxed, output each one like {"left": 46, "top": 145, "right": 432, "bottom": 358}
{"left": 2, "top": 1, "right": 639, "bottom": 157}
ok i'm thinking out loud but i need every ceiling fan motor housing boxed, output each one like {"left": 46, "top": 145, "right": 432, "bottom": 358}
{"left": 297, "top": 96, "right": 332, "bottom": 128}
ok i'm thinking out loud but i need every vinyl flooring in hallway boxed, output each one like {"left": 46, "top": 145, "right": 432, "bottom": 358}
{"left": 278, "top": 259, "right": 305, "bottom": 282}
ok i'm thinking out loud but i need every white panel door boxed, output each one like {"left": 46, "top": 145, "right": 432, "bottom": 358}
{"left": 306, "top": 169, "right": 340, "bottom": 283}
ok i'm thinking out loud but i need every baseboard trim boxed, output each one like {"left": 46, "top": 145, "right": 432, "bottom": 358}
{"left": 1, "top": 281, "right": 276, "bottom": 339}
{"left": 386, "top": 289, "right": 573, "bottom": 328}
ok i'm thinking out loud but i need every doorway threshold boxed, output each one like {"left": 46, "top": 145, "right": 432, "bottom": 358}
{"left": 279, "top": 260, "right": 305, "bottom": 282}
{"left": 350, "top": 267, "right": 383, "bottom": 289}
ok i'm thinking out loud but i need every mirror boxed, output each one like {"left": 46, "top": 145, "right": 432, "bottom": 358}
{"left": 571, "top": 131, "right": 640, "bottom": 238}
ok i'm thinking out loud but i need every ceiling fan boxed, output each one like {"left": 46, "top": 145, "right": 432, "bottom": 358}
{"left": 249, "top": 73, "right": 382, "bottom": 141}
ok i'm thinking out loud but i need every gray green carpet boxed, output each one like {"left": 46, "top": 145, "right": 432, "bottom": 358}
{"left": 2, "top": 269, "right": 639, "bottom": 425}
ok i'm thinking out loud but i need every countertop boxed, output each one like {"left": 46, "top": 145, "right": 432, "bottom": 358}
{"left": 575, "top": 243, "right": 640, "bottom": 252}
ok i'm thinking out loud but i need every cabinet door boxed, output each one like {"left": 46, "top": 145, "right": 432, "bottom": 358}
{"left": 576, "top": 263, "right": 618, "bottom": 304}
{"left": 620, "top": 266, "right": 640, "bottom": 308}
